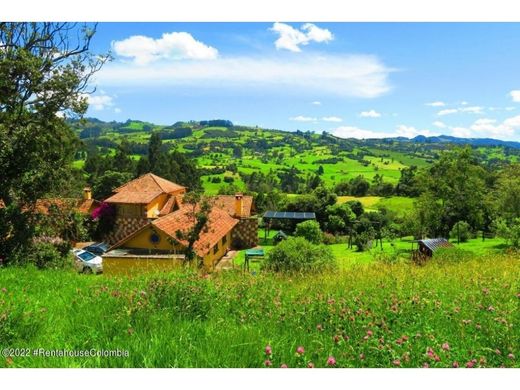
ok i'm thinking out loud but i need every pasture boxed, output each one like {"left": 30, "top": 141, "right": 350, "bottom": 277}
{"left": 1, "top": 251, "right": 518, "bottom": 368}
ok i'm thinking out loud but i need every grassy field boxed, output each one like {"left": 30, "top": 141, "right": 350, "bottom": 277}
{"left": 1, "top": 252, "right": 518, "bottom": 368}
{"left": 234, "top": 235, "right": 508, "bottom": 272}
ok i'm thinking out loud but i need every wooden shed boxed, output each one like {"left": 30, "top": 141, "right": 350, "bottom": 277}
{"left": 418, "top": 238, "right": 453, "bottom": 257}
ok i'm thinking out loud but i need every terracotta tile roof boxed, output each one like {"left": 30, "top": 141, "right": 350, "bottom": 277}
{"left": 112, "top": 173, "right": 186, "bottom": 194}
{"left": 153, "top": 205, "right": 238, "bottom": 257}
{"left": 158, "top": 195, "right": 177, "bottom": 216}
{"left": 104, "top": 190, "right": 163, "bottom": 204}
{"left": 0, "top": 198, "right": 98, "bottom": 215}
{"left": 214, "top": 195, "right": 254, "bottom": 217}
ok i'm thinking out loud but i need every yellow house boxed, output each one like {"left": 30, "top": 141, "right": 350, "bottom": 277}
{"left": 104, "top": 173, "right": 187, "bottom": 244}
{"left": 105, "top": 172, "right": 186, "bottom": 219}
{"left": 103, "top": 204, "right": 238, "bottom": 275}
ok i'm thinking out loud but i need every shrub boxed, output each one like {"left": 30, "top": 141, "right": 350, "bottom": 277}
{"left": 450, "top": 221, "right": 471, "bottom": 243}
{"left": 26, "top": 241, "right": 73, "bottom": 269}
{"left": 322, "top": 232, "right": 337, "bottom": 245}
{"left": 353, "top": 231, "right": 374, "bottom": 252}
{"left": 262, "top": 237, "right": 336, "bottom": 273}
{"left": 295, "top": 220, "right": 323, "bottom": 244}
{"left": 495, "top": 217, "right": 520, "bottom": 248}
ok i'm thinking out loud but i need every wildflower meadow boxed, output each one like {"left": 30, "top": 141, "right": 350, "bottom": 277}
{"left": 0, "top": 253, "right": 518, "bottom": 368}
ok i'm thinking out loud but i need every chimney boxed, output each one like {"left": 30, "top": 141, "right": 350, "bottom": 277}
{"left": 234, "top": 193, "right": 244, "bottom": 218}
{"left": 83, "top": 187, "right": 92, "bottom": 200}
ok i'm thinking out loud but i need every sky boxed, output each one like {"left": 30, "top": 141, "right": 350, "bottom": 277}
{"left": 85, "top": 22, "right": 520, "bottom": 141}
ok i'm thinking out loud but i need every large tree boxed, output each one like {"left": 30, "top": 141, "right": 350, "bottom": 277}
{"left": 416, "top": 147, "right": 487, "bottom": 237}
{"left": 0, "top": 23, "right": 108, "bottom": 260}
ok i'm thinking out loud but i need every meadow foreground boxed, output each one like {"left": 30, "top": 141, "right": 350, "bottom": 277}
{"left": 1, "top": 254, "right": 518, "bottom": 368}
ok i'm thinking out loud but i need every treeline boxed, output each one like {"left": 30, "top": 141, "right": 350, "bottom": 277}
{"left": 83, "top": 132, "right": 201, "bottom": 200}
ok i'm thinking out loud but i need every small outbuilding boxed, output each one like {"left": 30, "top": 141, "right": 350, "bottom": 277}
{"left": 417, "top": 238, "right": 453, "bottom": 257}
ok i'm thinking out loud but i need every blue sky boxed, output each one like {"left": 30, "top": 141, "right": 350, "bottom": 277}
{"left": 86, "top": 22, "right": 520, "bottom": 140}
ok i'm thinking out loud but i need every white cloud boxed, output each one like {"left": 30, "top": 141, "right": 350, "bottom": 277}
{"left": 433, "top": 121, "right": 447, "bottom": 128}
{"left": 461, "top": 106, "right": 484, "bottom": 114}
{"left": 395, "top": 125, "right": 433, "bottom": 138}
{"left": 460, "top": 101, "right": 469, "bottom": 105}
{"left": 114, "top": 108, "right": 122, "bottom": 114}
{"left": 97, "top": 54, "right": 392, "bottom": 98}
{"left": 426, "top": 101, "right": 445, "bottom": 107}
{"left": 332, "top": 124, "right": 431, "bottom": 139}
{"left": 84, "top": 93, "right": 114, "bottom": 111}
{"left": 451, "top": 126, "right": 473, "bottom": 138}
{"left": 359, "top": 109, "right": 381, "bottom": 118}
{"left": 311, "top": 101, "right": 322, "bottom": 105}
{"left": 457, "top": 115, "right": 520, "bottom": 138}
{"left": 270, "top": 22, "right": 333, "bottom": 52}
{"left": 290, "top": 115, "right": 317, "bottom": 122}
{"left": 437, "top": 106, "right": 484, "bottom": 116}
{"left": 438, "top": 109, "right": 458, "bottom": 116}
{"left": 322, "top": 116, "right": 342, "bottom": 122}
{"left": 510, "top": 90, "right": 520, "bottom": 103}
{"left": 332, "top": 126, "right": 389, "bottom": 139}
{"left": 112, "top": 32, "right": 218, "bottom": 65}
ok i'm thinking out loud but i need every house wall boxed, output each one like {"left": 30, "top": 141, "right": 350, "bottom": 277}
{"left": 103, "top": 256, "right": 185, "bottom": 275}
{"left": 145, "top": 193, "right": 169, "bottom": 218}
{"left": 116, "top": 204, "right": 145, "bottom": 218}
{"left": 105, "top": 216, "right": 149, "bottom": 245}
{"left": 202, "top": 230, "right": 233, "bottom": 270}
{"left": 232, "top": 217, "right": 259, "bottom": 249}
{"left": 124, "top": 225, "right": 184, "bottom": 252}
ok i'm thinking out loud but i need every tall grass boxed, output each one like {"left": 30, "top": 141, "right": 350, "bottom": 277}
{"left": 0, "top": 254, "right": 518, "bottom": 368}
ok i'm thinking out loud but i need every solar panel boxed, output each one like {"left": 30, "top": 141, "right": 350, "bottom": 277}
{"left": 263, "top": 211, "right": 316, "bottom": 220}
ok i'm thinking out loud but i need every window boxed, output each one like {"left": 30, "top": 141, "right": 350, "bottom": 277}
{"left": 213, "top": 243, "right": 219, "bottom": 255}
{"left": 222, "top": 235, "right": 227, "bottom": 245}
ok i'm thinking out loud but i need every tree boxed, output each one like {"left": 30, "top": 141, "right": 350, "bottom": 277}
{"left": 112, "top": 138, "right": 135, "bottom": 174}
{"left": 171, "top": 192, "right": 212, "bottom": 264}
{"left": 450, "top": 220, "right": 471, "bottom": 243}
{"left": 92, "top": 171, "right": 133, "bottom": 200}
{"left": 325, "top": 203, "right": 356, "bottom": 234}
{"left": 496, "top": 163, "right": 520, "bottom": 220}
{"left": 416, "top": 147, "right": 487, "bottom": 236}
{"left": 495, "top": 217, "right": 520, "bottom": 248}
{"left": 396, "top": 166, "right": 421, "bottom": 197}
{"left": 0, "top": 23, "right": 108, "bottom": 261}
{"left": 295, "top": 220, "right": 323, "bottom": 244}
{"left": 349, "top": 175, "right": 370, "bottom": 196}
{"left": 148, "top": 131, "right": 163, "bottom": 172}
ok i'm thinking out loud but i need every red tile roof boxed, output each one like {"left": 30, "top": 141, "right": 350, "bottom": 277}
{"left": 214, "top": 195, "right": 254, "bottom": 217}
{"left": 152, "top": 205, "right": 238, "bottom": 257}
{"left": 112, "top": 173, "right": 186, "bottom": 194}
{"left": 158, "top": 195, "right": 178, "bottom": 216}
{"left": 0, "top": 198, "right": 99, "bottom": 215}
{"left": 105, "top": 173, "right": 186, "bottom": 205}
{"left": 105, "top": 190, "right": 163, "bottom": 205}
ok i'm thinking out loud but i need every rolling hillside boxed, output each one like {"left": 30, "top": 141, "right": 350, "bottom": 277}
{"left": 71, "top": 118, "right": 520, "bottom": 196}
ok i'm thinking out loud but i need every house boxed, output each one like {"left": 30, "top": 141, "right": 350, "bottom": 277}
{"left": 0, "top": 187, "right": 99, "bottom": 216}
{"left": 101, "top": 173, "right": 258, "bottom": 274}
{"left": 103, "top": 203, "right": 239, "bottom": 274}
{"left": 103, "top": 173, "right": 187, "bottom": 244}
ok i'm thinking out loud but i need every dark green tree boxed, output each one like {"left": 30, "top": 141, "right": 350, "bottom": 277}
{"left": 0, "top": 22, "right": 108, "bottom": 261}
{"left": 92, "top": 171, "right": 133, "bottom": 200}
{"left": 349, "top": 175, "right": 370, "bottom": 197}
{"left": 148, "top": 131, "right": 163, "bottom": 172}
